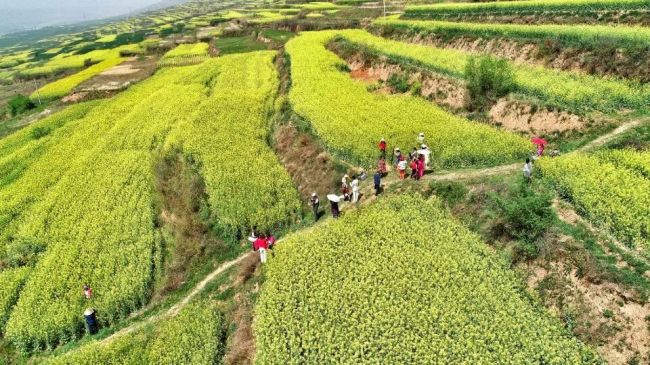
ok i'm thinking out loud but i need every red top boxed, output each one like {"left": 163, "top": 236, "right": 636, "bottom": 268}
{"left": 254, "top": 237, "right": 268, "bottom": 250}
{"left": 266, "top": 235, "right": 276, "bottom": 246}
{"left": 378, "top": 141, "right": 387, "bottom": 151}
{"left": 417, "top": 159, "right": 425, "bottom": 172}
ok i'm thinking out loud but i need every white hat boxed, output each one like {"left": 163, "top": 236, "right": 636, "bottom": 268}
{"left": 421, "top": 144, "right": 427, "bottom": 149}
{"left": 380, "top": 138, "right": 385, "bottom": 142}
{"left": 312, "top": 192, "right": 317, "bottom": 197}
{"left": 395, "top": 147, "right": 400, "bottom": 151}
{"left": 419, "top": 132, "right": 424, "bottom": 137}
{"left": 344, "top": 174, "right": 349, "bottom": 179}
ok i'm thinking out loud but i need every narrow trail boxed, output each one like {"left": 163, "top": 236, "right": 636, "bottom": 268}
{"left": 100, "top": 252, "right": 252, "bottom": 345}
{"left": 93, "top": 118, "right": 648, "bottom": 348}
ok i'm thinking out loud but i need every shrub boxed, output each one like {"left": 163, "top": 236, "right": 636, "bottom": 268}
{"left": 387, "top": 72, "right": 410, "bottom": 93}
{"left": 430, "top": 180, "right": 468, "bottom": 207}
{"left": 8, "top": 95, "right": 35, "bottom": 117}
{"left": 465, "top": 55, "right": 515, "bottom": 108}
{"left": 489, "top": 182, "right": 556, "bottom": 244}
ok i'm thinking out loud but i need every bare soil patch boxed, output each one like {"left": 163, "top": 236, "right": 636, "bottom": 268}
{"left": 532, "top": 262, "right": 649, "bottom": 364}
{"left": 76, "top": 56, "right": 158, "bottom": 93}
{"left": 273, "top": 123, "right": 342, "bottom": 201}
{"left": 490, "top": 97, "right": 587, "bottom": 134}
{"left": 347, "top": 55, "right": 468, "bottom": 109}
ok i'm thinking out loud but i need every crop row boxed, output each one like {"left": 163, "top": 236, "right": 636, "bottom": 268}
{"left": 539, "top": 152, "right": 650, "bottom": 250}
{"left": 162, "top": 42, "right": 209, "bottom": 59}
{"left": 165, "top": 51, "right": 302, "bottom": 239}
{"left": 1, "top": 51, "right": 300, "bottom": 350}
{"left": 0, "top": 267, "right": 30, "bottom": 333}
{"left": 596, "top": 149, "right": 650, "bottom": 179}
{"left": 377, "top": 16, "right": 650, "bottom": 51}
{"left": 44, "top": 300, "right": 224, "bottom": 365}
{"left": 344, "top": 26, "right": 650, "bottom": 115}
{"left": 255, "top": 194, "right": 601, "bottom": 364}
{"left": 285, "top": 30, "right": 530, "bottom": 168}
{"left": 404, "top": 0, "right": 650, "bottom": 19}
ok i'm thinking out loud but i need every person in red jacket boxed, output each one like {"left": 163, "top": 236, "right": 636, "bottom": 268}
{"left": 378, "top": 138, "right": 387, "bottom": 158}
{"left": 409, "top": 158, "right": 418, "bottom": 179}
{"left": 417, "top": 156, "right": 425, "bottom": 180}
{"left": 254, "top": 234, "right": 268, "bottom": 264}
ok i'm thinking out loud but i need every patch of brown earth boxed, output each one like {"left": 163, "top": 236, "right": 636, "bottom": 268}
{"left": 99, "top": 63, "right": 141, "bottom": 76}
{"left": 273, "top": 123, "right": 341, "bottom": 201}
{"left": 347, "top": 56, "right": 468, "bottom": 109}
{"left": 349, "top": 67, "right": 381, "bottom": 83}
{"left": 61, "top": 92, "right": 89, "bottom": 103}
{"left": 531, "top": 262, "right": 650, "bottom": 364}
{"left": 222, "top": 254, "right": 261, "bottom": 365}
{"left": 76, "top": 56, "right": 158, "bottom": 94}
{"left": 490, "top": 97, "right": 586, "bottom": 134}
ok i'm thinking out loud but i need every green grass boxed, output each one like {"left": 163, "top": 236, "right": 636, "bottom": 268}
{"left": 214, "top": 37, "right": 269, "bottom": 55}
{"left": 259, "top": 29, "right": 295, "bottom": 43}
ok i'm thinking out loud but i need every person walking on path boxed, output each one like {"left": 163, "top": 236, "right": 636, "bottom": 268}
{"left": 417, "top": 156, "right": 425, "bottom": 180}
{"left": 410, "top": 147, "right": 418, "bottom": 161}
{"left": 374, "top": 170, "right": 382, "bottom": 196}
{"left": 397, "top": 158, "right": 407, "bottom": 180}
{"left": 266, "top": 232, "right": 276, "bottom": 257}
{"left": 378, "top": 138, "right": 387, "bottom": 158}
{"left": 341, "top": 174, "right": 350, "bottom": 201}
{"left": 409, "top": 157, "right": 418, "bottom": 179}
{"left": 328, "top": 195, "right": 341, "bottom": 219}
{"left": 418, "top": 144, "right": 431, "bottom": 169}
{"left": 377, "top": 156, "right": 387, "bottom": 175}
{"left": 310, "top": 193, "right": 320, "bottom": 220}
{"left": 394, "top": 148, "right": 403, "bottom": 167}
{"left": 523, "top": 157, "right": 533, "bottom": 183}
{"left": 254, "top": 234, "right": 268, "bottom": 264}
{"left": 351, "top": 175, "right": 360, "bottom": 203}
{"left": 83, "top": 284, "right": 93, "bottom": 300}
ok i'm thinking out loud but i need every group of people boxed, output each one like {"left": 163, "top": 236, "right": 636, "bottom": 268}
{"left": 248, "top": 227, "right": 276, "bottom": 264}
{"left": 380, "top": 134, "right": 432, "bottom": 181}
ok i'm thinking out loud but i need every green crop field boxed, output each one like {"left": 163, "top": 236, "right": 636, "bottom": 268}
{"left": 378, "top": 16, "right": 650, "bottom": 50}
{"left": 540, "top": 152, "right": 650, "bottom": 250}
{"left": 0, "top": 0, "right": 648, "bottom": 363}
{"left": 256, "top": 194, "right": 601, "bottom": 364}
{"left": 286, "top": 30, "right": 530, "bottom": 167}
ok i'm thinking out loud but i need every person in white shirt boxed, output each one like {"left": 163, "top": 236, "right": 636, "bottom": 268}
{"left": 351, "top": 175, "right": 360, "bottom": 203}
{"left": 523, "top": 157, "right": 533, "bottom": 183}
{"left": 418, "top": 132, "right": 425, "bottom": 145}
{"left": 397, "top": 159, "right": 407, "bottom": 180}
{"left": 418, "top": 144, "right": 431, "bottom": 168}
